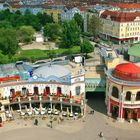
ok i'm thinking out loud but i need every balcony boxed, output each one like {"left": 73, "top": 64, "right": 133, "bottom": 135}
{"left": 1, "top": 93, "right": 85, "bottom": 107}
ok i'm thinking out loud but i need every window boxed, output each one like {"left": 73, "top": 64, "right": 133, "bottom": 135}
{"left": 125, "top": 91, "right": 131, "bottom": 101}
{"left": 75, "top": 86, "right": 80, "bottom": 95}
{"left": 136, "top": 92, "right": 140, "bottom": 101}
{"left": 112, "top": 86, "right": 119, "bottom": 99}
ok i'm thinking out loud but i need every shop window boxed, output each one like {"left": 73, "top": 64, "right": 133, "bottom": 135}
{"left": 111, "top": 86, "right": 119, "bottom": 99}
{"left": 75, "top": 86, "right": 80, "bottom": 95}
{"left": 136, "top": 92, "right": 140, "bottom": 101}
{"left": 125, "top": 91, "right": 131, "bottom": 101}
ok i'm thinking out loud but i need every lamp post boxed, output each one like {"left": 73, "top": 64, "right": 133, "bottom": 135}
{"left": 50, "top": 115, "right": 53, "bottom": 128}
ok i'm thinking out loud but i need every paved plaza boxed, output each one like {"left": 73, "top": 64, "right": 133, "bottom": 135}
{"left": 0, "top": 94, "right": 140, "bottom": 140}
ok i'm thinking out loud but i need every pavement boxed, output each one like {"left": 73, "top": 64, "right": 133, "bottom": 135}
{"left": 0, "top": 95, "right": 140, "bottom": 140}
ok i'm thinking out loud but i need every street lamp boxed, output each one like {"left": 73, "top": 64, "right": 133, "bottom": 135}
{"left": 50, "top": 115, "right": 53, "bottom": 128}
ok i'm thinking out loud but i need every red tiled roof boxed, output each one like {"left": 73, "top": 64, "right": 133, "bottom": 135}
{"left": 110, "top": 2, "right": 140, "bottom": 9}
{"left": 101, "top": 10, "right": 140, "bottom": 22}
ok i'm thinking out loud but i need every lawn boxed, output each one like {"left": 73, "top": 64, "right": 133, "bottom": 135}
{"left": 13, "top": 46, "right": 81, "bottom": 62}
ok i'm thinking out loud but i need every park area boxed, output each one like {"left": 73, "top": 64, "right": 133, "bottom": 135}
{"left": 13, "top": 42, "right": 81, "bottom": 62}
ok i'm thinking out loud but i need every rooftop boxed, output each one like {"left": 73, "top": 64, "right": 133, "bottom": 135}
{"left": 110, "top": 2, "right": 140, "bottom": 9}
{"left": 101, "top": 10, "right": 140, "bottom": 22}
{"left": 113, "top": 62, "right": 140, "bottom": 81}
{"left": 33, "top": 64, "right": 71, "bottom": 78}
{"left": 128, "top": 44, "right": 140, "bottom": 57}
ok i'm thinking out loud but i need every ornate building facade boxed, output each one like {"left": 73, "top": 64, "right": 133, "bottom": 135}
{"left": 106, "top": 62, "right": 140, "bottom": 123}
{"left": 0, "top": 62, "right": 86, "bottom": 122}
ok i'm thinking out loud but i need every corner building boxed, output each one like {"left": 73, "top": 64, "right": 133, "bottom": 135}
{"left": 106, "top": 62, "right": 140, "bottom": 122}
{"left": 100, "top": 10, "right": 140, "bottom": 44}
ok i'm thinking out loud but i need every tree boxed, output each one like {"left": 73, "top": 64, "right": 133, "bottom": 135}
{"left": 0, "top": 20, "right": 12, "bottom": 29}
{"left": 88, "top": 15, "right": 102, "bottom": 37}
{"left": 60, "top": 20, "right": 81, "bottom": 48}
{"left": 44, "top": 23, "right": 62, "bottom": 41}
{"left": 0, "top": 50, "right": 9, "bottom": 64}
{"left": 0, "top": 28, "right": 18, "bottom": 56}
{"left": 81, "top": 39, "right": 93, "bottom": 57}
{"left": 17, "top": 26, "right": 35, "bottom": 43}
{"left": 37, "top": 12, "right": 54, "bottom": 26}
{"left": 73, "top": 13, "right": 84, "bottom": 32}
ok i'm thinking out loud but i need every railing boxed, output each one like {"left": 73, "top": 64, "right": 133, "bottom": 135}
{"left": 0, "top": 94, "right": 84, "bottom": 107}
{"left": 107, "top": 69, "right": 140, "bottom": 86}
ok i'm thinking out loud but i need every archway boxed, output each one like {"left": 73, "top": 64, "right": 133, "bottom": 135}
{"left": 57, "top": 87, "right": 61, "bottom": 96}
{"left": 112, "top": 86, "right": 119, "bottom": 99}
{"left": 34, "top": 87, "right": 39, "bottom": 95}
{"left": 112, "top": 105, "right": 119, "bottom": 118}
{"left": 10, "top": 89, "right": 16, "bottom": 98}
{"left": 46, "top": 86, "right": 50, "bottom": 95}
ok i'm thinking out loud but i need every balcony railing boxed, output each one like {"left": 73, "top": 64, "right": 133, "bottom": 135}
{"left": 0, "top": 94, "right": 84, "bottom": 107}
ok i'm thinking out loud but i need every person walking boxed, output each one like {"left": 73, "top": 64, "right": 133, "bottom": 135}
{"left": 99, "top": 132, "right": 103, "bottom": 138}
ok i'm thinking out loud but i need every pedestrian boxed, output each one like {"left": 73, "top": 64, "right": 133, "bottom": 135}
{"left": 34, "top": 119, "right": 38, "bottom": 126}
{"left": 99, "top": 132, "right": 103, "bottom": 138}
{"left": 92, "top": 110, "right": 94, "bottom": 115}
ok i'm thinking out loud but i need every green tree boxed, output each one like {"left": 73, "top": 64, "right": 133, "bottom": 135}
{"left": 0, "top": 20, "right": 12, "bottom": 28}
{"left": 0, "top": 28, "right": 18, "bottom": 56}
{"left": 81, "top": 39, "right": 93, "bottom": 57}
{"left": 60, "top": 20, "right": 81, "bottom": 48}
{"left": 73, "top": 13, "right": 84, "bottom": 32}
{"left": 88, "top": 15, "right": 102, "bottom": 37}
{"left": 17, "top": 26, "right": 35, "bottom": 43}
{"left": 0, "top": 50, "right": 9, "bottom": 64}
{"left": 44, "top": 23, "right": 62, "bottom": 41}
{"left": 37, "top": 12, "right": 54, "bottom": 26}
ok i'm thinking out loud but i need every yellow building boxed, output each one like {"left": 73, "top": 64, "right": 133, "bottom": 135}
{"left": 100, "top": 10, "right": 140, "bottom": 44}
{"left": 44, "top": 9, "right": 62, "bottom": 23}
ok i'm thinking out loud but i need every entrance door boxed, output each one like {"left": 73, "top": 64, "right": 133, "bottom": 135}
{"left": 34, "top": 87, "right": 39, "bottom": 95}
{"left": 133, "top": 110, "right": 138, "bottom": 121}
{"left": 112, "top": 106, "right": 119, "bottom": 118}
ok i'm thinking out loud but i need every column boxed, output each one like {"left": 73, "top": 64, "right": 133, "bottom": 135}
{"left": 107, "top": 86, "right": 112, "bottom": 116}
{"left": 39, "top": 96, "right": 42, "bottom": 109}
{"left": 70, "top": 105, "right": 73, "bottom": 114}
{"left": 137, "top": 109, "right": 140, "bottom": 122}
{"left": 60, "top": 97, "right": 63, "bottom": 111}
{"left": 81, "top": 107, "right": 84, "bottom": 116}
{"left": 118, "top": 93, "right": 124, "bottom": 122}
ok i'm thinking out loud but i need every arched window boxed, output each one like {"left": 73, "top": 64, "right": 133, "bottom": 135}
{"left": 136, "top": 91, "right": 140, "bottom": 101}
{"left": 125, "top": 91, "right": 131, "bottom": 101}
{"left": 111, "top": 86, "right": 119, "bottom": 99}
